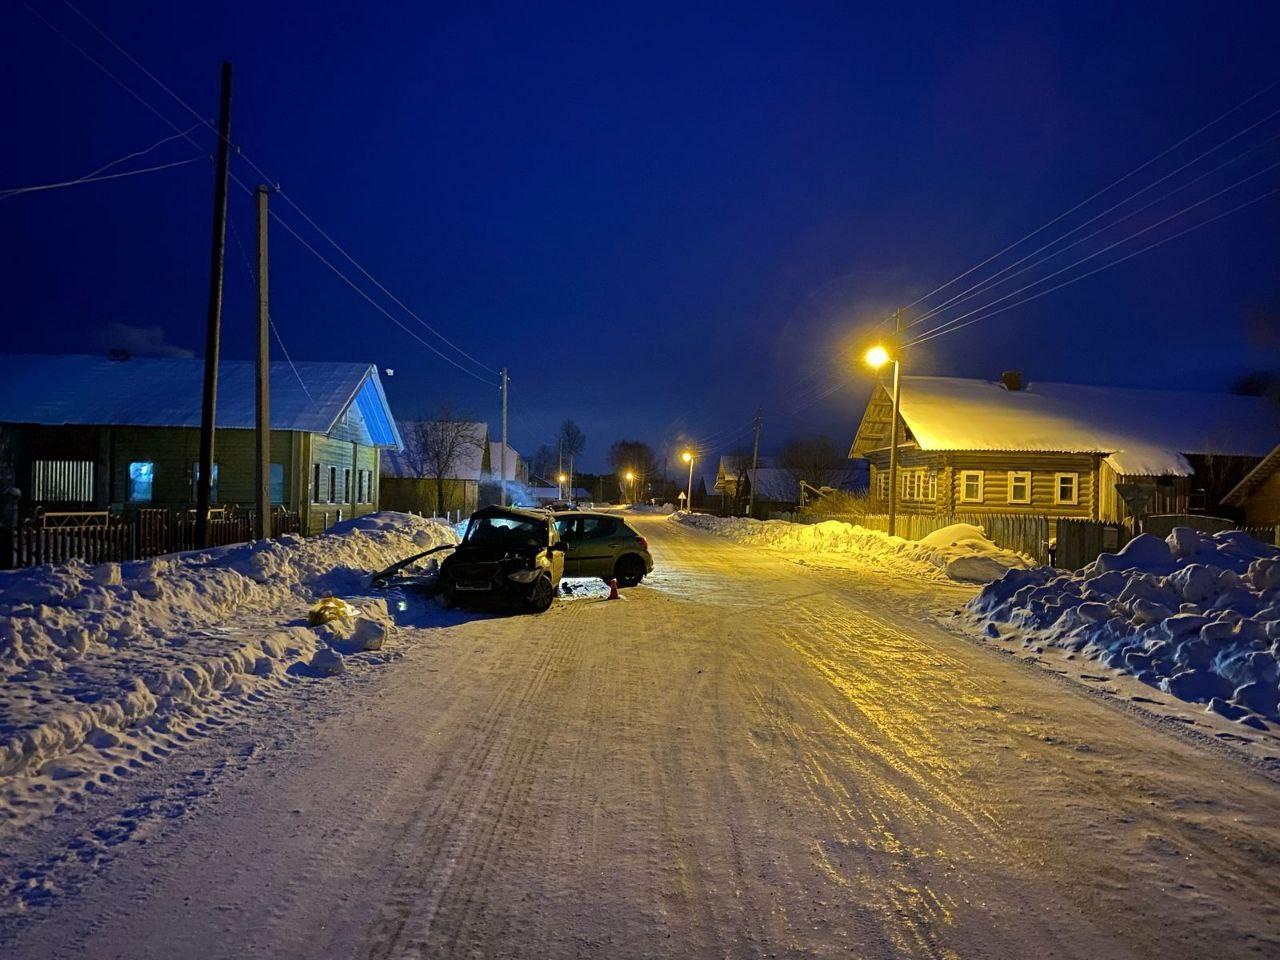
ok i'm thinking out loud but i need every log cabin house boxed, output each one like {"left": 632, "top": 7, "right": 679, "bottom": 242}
{"left": 0, "top": 353, "right": 402, "bottom": 534}
{"left": 850, "top": 372, "right": 1278, "bottom": 523}
{"left": 1224, "top": 443, "right": 1280, "bottom": 525}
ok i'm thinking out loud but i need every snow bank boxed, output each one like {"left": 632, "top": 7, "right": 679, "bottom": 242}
{"left": 969, "top": 527, "right": 1280, "bottom": 723}
{"left": 0, "top": 513, "right": 456, "bottom": 785}
{"left": 675, "top": 514, "right": 1030, "bottom": 583}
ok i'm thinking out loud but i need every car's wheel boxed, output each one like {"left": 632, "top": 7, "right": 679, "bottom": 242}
{"left": 526, "top": 574, "right": 555, "bottom": 613}
{"left": 613, "top": 554, "right": 646, "bottom": 588}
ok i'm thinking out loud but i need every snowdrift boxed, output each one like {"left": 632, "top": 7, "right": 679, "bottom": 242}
{"left": 969, "top": 527, "right": 1280, "bottom": 723}
{"left": 0, "top": 512, "right": 456, "bottom": 783}
{"left": 675, "top": 514, "right": 1029, "bottom": 583}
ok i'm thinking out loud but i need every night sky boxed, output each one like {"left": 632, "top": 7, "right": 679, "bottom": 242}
{"left": 3, "top": 2, "right": 1279, "bottom": 473}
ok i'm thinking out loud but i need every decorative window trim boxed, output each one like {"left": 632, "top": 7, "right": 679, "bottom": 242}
{"left": 958, "top": 470, "right": 984, "bottom": 503}
{"left": 1007, "top": 470, "right": 1032, "bottom": 505}
{"left": 1054, "top": 472, "right": 1079, "bottom": 505}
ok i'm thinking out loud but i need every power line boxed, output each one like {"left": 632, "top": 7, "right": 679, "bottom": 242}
{"left": 0, "top": 155, "right": 202, "bottom": 199}
{"left": 81, "top": 123, "right": 204, "bottom": 179}
{"left": 906, "top": 187, "right": 1279, "bottom": 348}
{"left": 60, "top": 0, "right": 500, "bottom": 379}
{"left": 875, "top": 76, "right": 1280, "bottom": 330}
{"left": 907, "top": 104, "right": 1280, "bottom": 330}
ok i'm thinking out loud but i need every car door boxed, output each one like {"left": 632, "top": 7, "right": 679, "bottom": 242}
{"left": 546, "top": 523, "right": 566, "bottom": 582}
{"left": 572, "top": 516, "right": 622, "bottom": 578}
{"left": 554, "top": 516, "right": 587, "bottom": 577}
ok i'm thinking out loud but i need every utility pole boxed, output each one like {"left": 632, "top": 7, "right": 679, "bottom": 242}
{"left": 195, "top": 61, "right": 232, "bottom": 549}
{"left": 254, "top": 184, "right": 271, "bottom": 540}
{"left": 747, "top": 407, "right": 762, "bottom": 518}
{"left": 500, "top": 368, "right": 509, "bottom": 506}
{"left": 887, "top": 307, "right": 903, "bottom": 538}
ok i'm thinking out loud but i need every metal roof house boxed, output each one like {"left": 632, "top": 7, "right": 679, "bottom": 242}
{"left": 850, "top": 373, "right": 1279, "bottom": 522}
{"left": 0, "top": 354, "right": 402, "bottom": 534}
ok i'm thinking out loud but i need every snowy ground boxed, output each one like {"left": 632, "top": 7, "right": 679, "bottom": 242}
{"left": 4, "top": 514, "right": 1280, "bottom": 958}
{"left": 0, "top": 513, "right": 456, "bottom": 830}
{"left": 676, "top": 511, "right": 1031, "bottom": 582}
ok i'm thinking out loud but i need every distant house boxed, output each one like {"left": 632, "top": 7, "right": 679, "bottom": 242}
{"left": 487, "top": 441, "right": 528, "bottom": 486}
{"left": 850, "top": 373, "right": 1278, "bottom": 523}
{"left": 1224, "top": 444, "right": 1280, "bottom": 525}
{"left": 0, "top": 353, "right": 401, "bottom": 534}
{"left": 711, "top": 456, "right": 863, "bottom": 517}
{"left": 380, "top": 421, "right": 490, "bottom": 516}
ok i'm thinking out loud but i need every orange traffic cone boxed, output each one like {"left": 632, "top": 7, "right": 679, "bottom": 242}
{"left": 607, "top": 578, "right": 620, "bottom": 600}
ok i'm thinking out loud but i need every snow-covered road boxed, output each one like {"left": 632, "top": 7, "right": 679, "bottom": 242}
{"left": 6, "top": 514, "right": 1280, "bottom": 958}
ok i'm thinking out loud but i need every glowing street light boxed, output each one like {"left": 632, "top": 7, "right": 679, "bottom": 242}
{"left": 864, "top": 309, "right": 903, "bottom": 536}
{"left": 558, "top": 472, "right": 568, "bottom": 498}
{"left": 681, "top": 450, "right": 694, "bottom": 513}
{"left": 624, "top": 469, "right": 635, "bottom": 504}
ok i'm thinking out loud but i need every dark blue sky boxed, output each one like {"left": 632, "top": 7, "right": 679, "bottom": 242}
{"left": 4, "top": 1, "right": 1278, "bottom": 472}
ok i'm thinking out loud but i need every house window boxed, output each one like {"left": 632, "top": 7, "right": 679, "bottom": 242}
{"left": 32, "top": 460, "right": 94, "bottom": 502}
{"left": 128, "top": 461, "right": 154, "bottom": 503}
{"left": 1007, "top": 471, "right": 1031, "bottom": 505}
{"left": 343, "top": 468, "right": 352, "bottom": 503}
{"left": 270, "top": 463, "right": 285, "bottom": 505}
{"left": 312, "top": 463, "right": 323, "bottom": 503}
{"left": 1055, "top": 472, "right": 1079, "bottom": 505}
{"left": 328, "top": 466, "right": 338, "bottom": 504}
{"left": 192, "top": 462, "right": 219, "bottom": 503}
{"left": 365, "top": 469, "right": 376, "bottom": 504}
{"left": 958, "top": 470, "right": 984, "bottom": 503}
{"left": 876, "top": 470, "right": 890, "bottom": 501}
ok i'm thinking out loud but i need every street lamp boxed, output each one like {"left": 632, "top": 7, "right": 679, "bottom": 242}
{"left": 557, "top": 472, "right": 568, "bottom": 499}
{"left": 681, "top": 450, "right": 694, "bottom": 513}
{"left": 865, "top": 310, "right": 903, "bottom": 537}
{"left": 624, "top": 470, "right": 635, "bottom": 504}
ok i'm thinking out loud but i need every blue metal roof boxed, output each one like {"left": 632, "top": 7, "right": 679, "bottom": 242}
{"left": 0, "top": 354, "right": 403, "bottom": 448}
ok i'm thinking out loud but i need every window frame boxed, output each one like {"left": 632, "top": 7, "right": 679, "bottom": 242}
{"left": 312, "top": 463, "right": 323, "bottom": 504}
{"left": 328, "top": 466, "right": 338, "bottom": 504}
{"left": 128, "top": 461, "right": 155, "bottom": 503}
{"left": 1054, "top": 471, "right": 1079, "bottom": 506}
{"left": 1007, "top": 470, "right": 1032, "bottom": 505}
{"left": 343, "top": 467, "right": 352, "bottom": 504}
{"left": 958, "top": 469, "right": 984, "bottom": 504}
{"left": 269, "top": 463, "right": 285, "bottom": 505}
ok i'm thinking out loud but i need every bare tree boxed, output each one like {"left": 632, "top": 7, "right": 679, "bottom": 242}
{"left": 558, "top": 420, "right": 586, "bottom": 490}
{"left": 401, "top": 407, "right": 486, "bottom": 515}
{"left": 781, "top": 434, "right": 842, "bottom": 489}
{"left": 607, "top": 439, "right": 658, "bottom": 500}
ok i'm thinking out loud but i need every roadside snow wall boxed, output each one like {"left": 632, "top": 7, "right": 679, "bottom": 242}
{"left": 969, "top": 528, "right": 1280, "bottom": 724}
{"left": 0, "top": 512, "right": 456, "bottom": 780}
{"left": 675, "top": 513, "right": 1030, "bottom": 583}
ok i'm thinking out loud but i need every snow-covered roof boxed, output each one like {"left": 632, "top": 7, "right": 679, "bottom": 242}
{"left": 382, "top": 421, "right": 489, "bottom": 480}
{"left": 487, "top": 441, "right": 522, "bottom": 482}
{"left": 1224, "top": 442, "right": 1280, "bottom": 507}
{"left": 0, "top": 353, "right": 401, "bottom": 447}
{"left": 853, "top": 376, "right": 1279, "bottom": 477}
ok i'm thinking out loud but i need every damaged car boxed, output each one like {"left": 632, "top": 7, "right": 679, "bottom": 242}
{"left": 432, "top": 505, "right": 566, "bottom": 612}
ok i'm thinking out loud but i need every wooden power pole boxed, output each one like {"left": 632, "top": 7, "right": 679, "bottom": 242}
{"left": 747, "top": 407, "right": 762, "bottom": 518}
{"left": 500, "top": 368, "right": 509, "bottom": 506}
{"left": 195, "top": 61, "right": 233, "bottom": 548}
{"left": 254, "top": 184, "right": 271, "bottom": 540}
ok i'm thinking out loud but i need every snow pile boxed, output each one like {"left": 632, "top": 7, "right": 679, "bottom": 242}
{"left": 969, "top": 527, "right": 1280, "bottom": 723}
{"left": 675, "top": 514, "right": 1030, "bottom": 583}
{"left": 0, "top": 512, "right": 456, "bottom": 784}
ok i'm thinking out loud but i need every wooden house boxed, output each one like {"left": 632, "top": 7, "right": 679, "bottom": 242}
{"left": 850, "top": 372, "right": 1278, "bottom": 523}
{"left": 1224, "top": 443, "right": 1280, "bottom": 524}
{"left": 0, "top": 354, "right": 402, "bottom": 534}
{"left": 712, "top": 455, "right": 864, "bottom": 517}
{"left": 380, "top": 421, "right": 490, "bottom": 516}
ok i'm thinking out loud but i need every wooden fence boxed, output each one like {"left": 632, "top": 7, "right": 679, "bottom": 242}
{"left": 1054, "top": 514, "right": 1279, "bottom": 571}
{"left": 0, "top": 505, "right": 302, "bottom": 570}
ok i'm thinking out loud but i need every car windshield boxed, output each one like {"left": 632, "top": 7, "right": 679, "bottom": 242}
{"left": 464, "top": 515, "right": 546, "bottom": 549}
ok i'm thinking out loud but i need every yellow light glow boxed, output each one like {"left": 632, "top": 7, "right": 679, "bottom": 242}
{"left": 625, "top": 470, "right": 634, "bottom": 481}
{"left": 865, "top": 344, "right": 891, "bottom": 369}
{"left": 681, "top": 451, "right": 693, "bottom": 463}
{"left": 557, "top": 473, "right": 567, "bottom": 483}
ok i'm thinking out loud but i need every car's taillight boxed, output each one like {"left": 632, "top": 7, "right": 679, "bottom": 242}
{"left": 639, "top": 536, "right": 648, "bottom": 549}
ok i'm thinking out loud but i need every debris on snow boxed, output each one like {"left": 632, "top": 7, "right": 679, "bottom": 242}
{"left": 675, "top": 514, "right": 1029, "bottom": 583}
{"left": 0, "top": 513, "right": 456, "bottom": 803}
{"left": 967, "top": 526, "right": 1280, "bottom": 723}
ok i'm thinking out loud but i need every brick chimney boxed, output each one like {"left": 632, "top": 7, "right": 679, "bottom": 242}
{"left": 1001, "top": 370, "right": 1023, "bottom": 391}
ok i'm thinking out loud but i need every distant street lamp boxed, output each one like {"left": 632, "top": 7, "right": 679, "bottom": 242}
{"left": 625, "top": 470, "right": 635, "bottom": 504}
{"left": 681, "top": 450, "right": 694, "bottom": 513}
{"left": 557, "top": 472, "right": 568, "bottom": 499}
{"left": 865, "top": 309, "right": 903, "bottom": 537}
